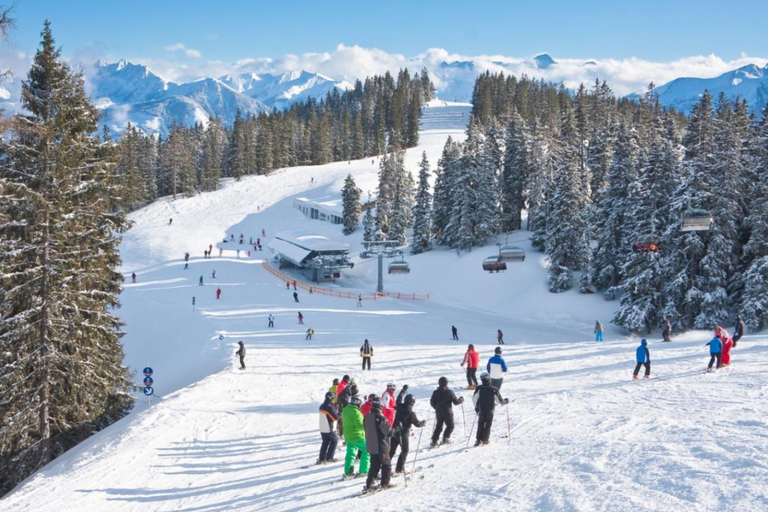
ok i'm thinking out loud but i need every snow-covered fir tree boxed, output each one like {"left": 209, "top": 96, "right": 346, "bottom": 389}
{"left": 341, "top": 173, "right": 362, "bottom": 236}
{"left": 432, "top": 136, "right": 460, "bottom": 246}
{"left": 501, "top": 108, "right": 530, "bottom": 231}
{"left": 362, "top": 192, "right": 375, "bottom": 242}
{"left": 387, "top": 137, "right": 414, "bottom": 246}
{"left": 410, "top": 152, "right": 432, "bottom": 254}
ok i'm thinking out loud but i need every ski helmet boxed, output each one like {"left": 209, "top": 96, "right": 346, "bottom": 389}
{"left": 387, "top": 383, "right": 396, "bottom": 390}
{"left": 468, "top": 344, "right": 474, "bottom": 349}
{"left": 480, "top": 372, "right": 491, "bottom": 383}
{"left": 349, "top": 384, "right": 359, "bottom": 396}
{"left": 371, "top": 397, "right": 381, "bottom": 411}
{"left": 350, "top": 395, "right": 362, "bottom": 407}
{"left": 438, "top": 376, "right": 448, "bottom": 387}
{"left": 332, "top": 378, "right": 339, "bottom": 386}
{"left": 641, "top": 339, "right": 647, "bottom": 346}
{"left": 404, "top": 394, "right": 416, "bottom": 406}
{"left": 324, "top": 392, "right": 334, "bottom": 401}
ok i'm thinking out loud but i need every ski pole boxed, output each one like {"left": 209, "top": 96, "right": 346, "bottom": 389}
{"left": 401, "top": 431, "right": 408, "bottom": 488}
{"left": 466, "top": 412, "right": 477, "bottom": 447}
{"left": 461, "top": 402, "right": 467, "bottom": 437}
{"left": 411, "top": 425, "right": 424, "bottom": 475}
{"left": 505, "top": 402, "right": 511, "bottom": 445}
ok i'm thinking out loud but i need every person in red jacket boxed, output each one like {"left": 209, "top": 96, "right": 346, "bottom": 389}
{"left": 461, "top": 344, "right": 480, "bottom": 389}
{"left": 361, "top": 394, "right": 377, "bottom": 417}
{"left": 716, "top": 326, "right": 734, "bottom": 366}
{"left": 216, "top": 287, "right": 221, "bottom": 299}
{"left": 381, "top": 383, "right": 397, "bottom": 426}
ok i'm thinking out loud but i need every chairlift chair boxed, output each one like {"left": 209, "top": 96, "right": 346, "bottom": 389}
{"left": 633, "top": 240, "right": 661, "bottom": 253}
{"left": 499, "top": 246, "right": 526, "bottom": 262}
{"left": 681, "top": 209, "right": 714, "bottom": 232}
{"left": 482, "top": 256, "right": 507, "bottom": 273}
{"left": 388, "top": 253, "right": 411, "bottom": 275}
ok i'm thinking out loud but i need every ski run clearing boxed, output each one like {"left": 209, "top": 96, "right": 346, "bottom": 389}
{"left": 3, "top": 101, "right": 768, "bottom": 512}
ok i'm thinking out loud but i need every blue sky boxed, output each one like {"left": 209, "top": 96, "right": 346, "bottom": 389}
{"left": 7, "top": 0, "right": 768, "bottom": 63}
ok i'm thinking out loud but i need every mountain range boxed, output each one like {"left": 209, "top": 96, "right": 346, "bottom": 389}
{"left": 2, "top": 55, "right": 767, "bottom": 136}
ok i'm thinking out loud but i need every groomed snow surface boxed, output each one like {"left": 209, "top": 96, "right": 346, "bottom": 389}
{"left": 3, "top": 102, "right": 768, "bottom": 512}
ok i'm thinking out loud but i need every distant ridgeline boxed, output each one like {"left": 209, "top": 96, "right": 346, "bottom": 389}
{"left": 431, "top": 70, "right": 768, "bottom": 333}
{"left": 108, "top": 69, "right": 435, "bottom": 210}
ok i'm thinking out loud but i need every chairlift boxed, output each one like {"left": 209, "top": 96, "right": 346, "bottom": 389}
{"left": 633, "top": 240, "right": 661, "bottom": 253}
{"left": 499, "top": 246, "right": 526, "bottom": 262}
{"left": 681, "top": 208, "right": 714, "bottom": 232}
{"left": 482, "top": 256, "right": 507, "bottom": 273}
{"left": 388, "top": 253, "right": 411, "bottom": 275}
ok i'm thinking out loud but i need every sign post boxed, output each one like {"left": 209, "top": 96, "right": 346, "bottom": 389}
{"left": 143, "top": 367, "right": 154, "bottom": 406}
{"left": 219, "top": 334, "right": 224, "bottom": 350}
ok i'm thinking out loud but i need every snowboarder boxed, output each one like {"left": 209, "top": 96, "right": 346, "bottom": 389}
{"left": 216, "top": 287, "right": 221, "bottom": 300}
{"left": 318, "top": 392, "right": 340, "bottom": 464}
{"left": 268, "top": 314, "right": 274, "bottom": 328}
{"left": 381, "top": 383, "right": 397, "bottom": 426}
{"left": 306, "top": 327, "right": 314, "bottom": 340}
{"left": 357, "top": 294, "right": 363, "bottom": 307}
{"left": 661, "top": 318, "right": 672, "bottom": 342}
{"left": 497, "top": 329, "right": 504, "bottom": 345}
{"left": 169, "top": 218, "right": 173, "bottom": 226}
{"left": 733, "top": 315, "right": 746, "bottom": 346}
{"left": 364, "top": 397, "right": 393, "bottom": 492}
{"left": 451, "top": 325, "right": 459, "bottom": 340}
{"left": 429, "top": 377, "right": 464, "bottom": 447}
{"left": 235, "top": 341, "right": 246, "bottom": 370}
{"left": 131, "top": 272, "right": 136, "bottom": 283}
{"left": 199, "top": 275, "right": 204, "bottom": 286}
{"left": 298, "top": 312, "right": 304, "bottom": 324}
{"left": 293, "top": 291, "right": 299, "bottom": 303}
{"left": 594, "top": 321, "right": 604, "bottom": 342}
{"left": 461, "top": 344, "right": 480, "bottom": 389}
{"left": 211, "top": 270, "right": 216, "bottom": 279}
{"left": 342, "top": 395, "right": 369, "bottom": 478}
{"left": 360, "top": 339, "right": 374, "bottom": 370}
{"left": 472, "top": 372, "right": 508, "bottom": 446}
{"left": 487, "top": 347, "right": 508, "bottom": 390}
{"left": 706, "top": 332, "right": 723, "bottom": 370}
{"left": 390, "top": 388, "right": 425, "bottom": 474}
{"left": 633, "top": 339, "right": 650, "bottom": 380}
{"left": 716, "top": 326, "right": 734, "bottom": 366}
{"left": 292, "top": 280, "right": 297, "bottom": 290}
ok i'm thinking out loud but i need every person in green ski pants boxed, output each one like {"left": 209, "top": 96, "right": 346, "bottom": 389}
{"left": 342, "top": 395, "right": 370, "bottom": 477}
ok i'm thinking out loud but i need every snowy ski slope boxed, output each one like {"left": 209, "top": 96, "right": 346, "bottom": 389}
{"left": 3, "top": 101, "right": 768, "bottom": 512}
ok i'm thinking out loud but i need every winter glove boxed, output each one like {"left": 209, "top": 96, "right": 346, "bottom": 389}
{"left": 419, "top": 420, "right": 426, "bottom": 427}
{"left": 504, "top": 398, "right": 510, "bottom": 404}
{"left": 457, "top": 397, "right": 465, "bottom": 404}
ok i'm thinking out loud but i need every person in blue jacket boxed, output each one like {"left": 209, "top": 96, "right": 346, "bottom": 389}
{"left": 705, "top": 334, "right": 723, "bottom": 370}
{"left": 486, "top": 347, "right": 508, "bottom": 390}
{"left": 632, "top": 339, "right": 650, "bottom": 380}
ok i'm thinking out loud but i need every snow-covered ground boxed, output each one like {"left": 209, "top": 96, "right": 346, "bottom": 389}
{"left": 3, "top": 102, "right": 768, "bottom": 512}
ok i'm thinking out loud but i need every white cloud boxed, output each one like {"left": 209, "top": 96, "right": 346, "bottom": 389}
{"left": 164, "top": 43, "right": 202, "bottom": 59}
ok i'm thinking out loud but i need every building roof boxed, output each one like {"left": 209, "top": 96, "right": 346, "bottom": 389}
{"left": 269, "top": 231, "right": 350, "bottom": 266}
{"left": 294, "top": 197, "right": 344, "bottom": 215}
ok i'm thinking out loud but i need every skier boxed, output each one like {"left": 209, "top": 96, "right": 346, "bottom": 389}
{"left": 360, "top": 339, "right": 373, "bottom": 370}
{"left": 328, "top": 378, "right": 340, "bottom": 398}
{"left": 293, "top": 280, "right": 297, "bottom": 290}
{"left": 231, "top": 234, "right": 235, "bottom": 242}
{"left": 451, "top": 325, "right": 459, "bottom": 340}
{"left": 199, "top": 275, "right": 204, "bottom": 286}
{"left": 594, "top": 320, "right": 604, "bottom": 342}
{"left": 268, "top": 314, "right": 275, "bottom": 328}
{"left": 429, "top": 377, "right": 464, "bottom": 447}
{"left": 293, "top": 291, "right": 299, "bottom": 303}
{"left": 497, "top": 329, "right": 504, "bottom": 345}
{"left": 306, "top": 327, "right": 314, "bottom": 340}
{"left": 361, "top": 394, "right": 377, "bottom": 417}
{"left": 185, "top": 252, "right": 190, "bottom": 262}
{"left": 216, "top": 287, "right": 221, "bottom": 300}
{"left": 209, "top": 243, "right": 213, "bottom": 253}
{"left": 169, "top": 218, "right": 173, "bottom": 226}
{"left": 204, "top": 250, "right": 208, "bottom": 259}
{"left": 211, "top": 270, "right": 216, "bottom": 279}
{"left": 661, "top": 318, "right": 672, "bottom": 342}
{"left": 237, "top": 249, "right": 240, "bottom": 258}
{"left": 184, "top": 262, "right": 188, "bottom": 270}
{"left": 716, "top": 326, "right": 734, "bottom": 366}
{"left": 461, "top": 344, "right": 480, "bottom": 389}
{"left": 298, "top": 312, "right": 304, "bottom": 324}
{"left": 219, "top": 248, "right": 223, "bottom": 257}
{"left": 262, "top": 229, "right": 265, "bottom": 237}
{"left": 706, "top": 332, "right": 723, "bottom": 370}
{"left": 357, "top": 294, "right": 363, "bottom": 307}
{"left": 336, "top": 375, "right": 351, "bottom": 436}
{"left": 487, "top": 346, "right": 508, "bottom": 390}
{"left": 131, "top": 272, "right": 136, "bottom": 283}
{"left": 235, "top": 341, "right": 246, "bottom": 370}
{"left": 318, "top": 392, "right": 340, "bottom": 464}
{"left": 286, "top": 281, "right": 290, "bottom": 290}
{"left": 390, "top": 389, "right": 426, "bottom": 474}
{"left": 364, "top": 398, "right": 393, "bottom": 493}
{"left": 632, "top": 339, "right": 650, "bottom": 380}
{"left": 381, "top": 383, "right": 397, "bottom": 426}
{"left": 472, "top": 372, "right": 508, "bottom": 446}
{"left": 733, "top": 315, "right": 746, "bottom": 347}
{"left": 249, "top": 237, "right": 253, "bottom": 245}
{"left": 342, "top": 395, "right": 369, "bottom": 478}
{"left": 192, "top": 296, "right": 196, "bottom": 310}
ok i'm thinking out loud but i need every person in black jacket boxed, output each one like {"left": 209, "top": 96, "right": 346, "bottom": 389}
{"left": 472, "top": 372, "right": 508, "bottom": 446}
{"left": 733, "top": 315, "right": 746, "bottom": 346}
{"left": 364, "top": 398, "right": 394, "bottom": 492}
{"left": 429, "top": 376, "right": 464, "bottom": 447}
{"left": 661, "top": 318, "right": 672, "bottom": 342}
{"left": 390, "top": 386, "right": 426, "bottom": 474}
{"left": 235, "top": 341, "right": 246, "bottom": 370}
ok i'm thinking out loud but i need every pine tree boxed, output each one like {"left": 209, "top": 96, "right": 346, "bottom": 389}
{"left": 0, "top": 21, "right": 134, "bottom": 494}
{"left": 341, "top": 174, "right": 362, "bottom": 235}
{"left": 388, "top": 138, "right": 414, "bottom": 246}
{"left": 411, "top": 152, "right": 432, "bottom": 254}
{"left": 432, "top": 136, "right": 460, "bottom": 245}
{"left": 501, "top": 108, "right": 530, "bottom": 231}
{"left": 200, "top": 117, "right": 225, "bottom": 192}
{"left": 362, "top": 192, "right": 375, "bottom": 242}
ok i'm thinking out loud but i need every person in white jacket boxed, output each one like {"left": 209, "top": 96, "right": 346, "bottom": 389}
{"left": 486, "top": 346, "right": 508, "bottom": 390}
